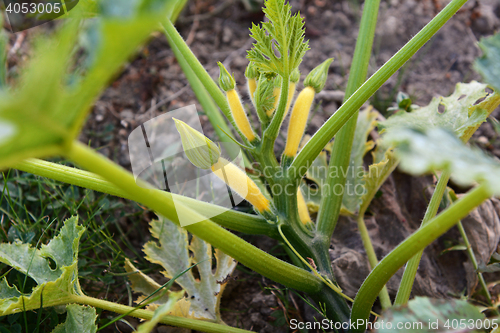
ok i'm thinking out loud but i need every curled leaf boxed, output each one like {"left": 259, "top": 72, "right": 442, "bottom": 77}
{"left": 131, "top": 216, "right": 237, "bottom": 321}
{"left": 380, "top": 81, "right": 500, "bottom": 142}
{"left": 377, "top": 297, "right": 483, "bottom": 333}
{"left": 384, "top": 127, "right": 500, "bottom": 196}
{"left": 0, "top": 216, "right": 85, "bottom": 316}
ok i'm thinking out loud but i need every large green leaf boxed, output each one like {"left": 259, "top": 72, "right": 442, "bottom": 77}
{"left": 380, "top": 81, "right": 500, "bottom": 142}
{"left": 376, "top": 297, "right": 484, "bottom": 333}
{"left": 128, "top": 215, "right": 237, "bottom": 321}
{"left": 384, "top": 127, "right": 500, "bottom": 196}
{"left": 51, "top": 304, "right": 98, "bottom": 333}
{"left": 0, "top": 0, "right": 172, "bottom": 169}
{"left": 475, "top": 33, "right": 500, "bottom": 93}
{"left": 0, "top": 216, "right": 85, "bottom": 316}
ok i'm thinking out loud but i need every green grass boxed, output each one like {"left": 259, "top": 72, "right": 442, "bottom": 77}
{"left": 0, "top": 160, "right": 159, "bottom": 332}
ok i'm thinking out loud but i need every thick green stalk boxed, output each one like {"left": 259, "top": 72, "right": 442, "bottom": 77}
{"left": 288, "top": 0, "right": 468, "bottom": 182}
{"left": 262, "top": 75, "right": 290, "bottom": 157}
{"left": 64, "top": 141, "right": 322, "bottom": 294}
{"left": 316, "top": 0, "right": 380, "bottom": 239}
{"left": 356, "top": 215, "right": 392, "bottom": 310}
{"left": 162, "top": 19, "right": 227, "bottom": 115}
{"left": 314, "top": 0, "right": 391, "bottom": 310}
{"left": 13, "top": 159, "right": 279, "bottom": 238}
{"left": 162, "top": 19, "right": 250, "bottom": 146}
{"left": 350, "top": 183, "right": 491, "bottom": 332}
{"left": 395, "top": 169, "right": 451, "bottom": 305}
{"left": 168, "top": 38, "right": 231, "bottom": 143}
{"left": 169, "top": 0, "right": 189, "bottom": 22}
{"left": 70, "top": 295, "right": 251, "bottom": 333}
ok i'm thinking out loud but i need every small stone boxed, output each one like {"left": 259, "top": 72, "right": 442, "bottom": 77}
{"left": 120, "top": 109, "right": 134, "bottom": 120}
{"left": 477, "top": 136, "right": 489, "bottom": 145}
{"left": 222, "top": 26, "right": 233, "bottom": 44}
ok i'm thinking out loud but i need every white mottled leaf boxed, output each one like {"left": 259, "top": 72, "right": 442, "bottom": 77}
{"left": 377, "top": 297, "right": 483, "bottom": 333}
{"left": 380, "top": 81, "right": 500, "bottom": 141}
{"left": 133, "top": 215, "right": 237, "bottom": 321}
{"left": 384, "top": 127, "right": 500, "bottom": 196}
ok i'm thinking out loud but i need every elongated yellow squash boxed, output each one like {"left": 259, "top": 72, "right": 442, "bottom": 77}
{"left": 284, "top": 82, "right": 296, "bottom": 118}
{"left": 297, "top": 187, "right": 312, "bottom": 225}
{"left": 284, "top": 86, "right": 315, "bottom": 157}
{"left": 226, "top": 89, "right": 257, "bottom": 142}
{"left": 211, "top": 158, "right": 270, "bottom": 213}
{"left": 247, "top": 77, "right": 257, "bottom": 106}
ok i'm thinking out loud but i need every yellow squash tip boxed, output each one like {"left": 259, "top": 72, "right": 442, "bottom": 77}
{"left": 211, "top": 158, "right": 271, "bottom": 214}
{"left": 284, "top": 86, "right": 315, "bottom": 157}
{"left": 226, "top": 89, "right": 257, "bottom": 142}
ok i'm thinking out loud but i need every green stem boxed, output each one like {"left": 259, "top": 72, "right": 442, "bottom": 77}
{"left": 262, "top": 74, "right": 290, "bottom": 158}
{"left": 314, "top": 0, "right": 391, "bottom": 310}
{"left": 70, "top": 295, "right": 251, "bottom": 333}
{"left": 13, "top": 158, "right": 279, "bottom": 239}
{"left": 316, "top": 0, "right": 381, "bottom": 239}
{"left": 65, "top": 141, "right": 322, "bottom": 294}
{"left": 350, "top": 183, "right": 491, "bottom": 332}
{"left": 161, "top": 19, "right": 249, "bottom": 146}
{"left": 356, "top": 215, "right": 392, "bottom": 310}
{"left": 167, "top": 35, "right": 231, "bottom": 143}
{"left": 278, "top": 224, "right": 351, "bottom": 327}
{"left": 394, "top": 169, "right": 451, "bottom": 305}
{"left": 288, "top": 0, "right": 468, "bottom": 181}
{"left": 456, "top": 221, "right": 499, "bottom": 315}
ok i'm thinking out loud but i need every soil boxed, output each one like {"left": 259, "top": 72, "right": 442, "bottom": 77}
{"left": 5, "top": 0, "right": 500, "bottom": 332}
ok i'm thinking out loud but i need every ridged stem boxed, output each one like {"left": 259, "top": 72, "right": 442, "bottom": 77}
{"left": 64, "top": 141, "right": 322, "bottom": 294}
{"left": 351, "top": 183, "right": 491, "bottom": 332}
{"left": 13, "top": 158, "right": 279, "bottom": 238}
{"left": 70, "top": 295, "right": 251, "bottom": 333}
{"left": 395, "top": 169, "right": 452, "bottom": 305}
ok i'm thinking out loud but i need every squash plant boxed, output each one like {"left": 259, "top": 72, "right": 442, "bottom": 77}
{"left": 1, "top": 0, "right": 500, "bottom": 331}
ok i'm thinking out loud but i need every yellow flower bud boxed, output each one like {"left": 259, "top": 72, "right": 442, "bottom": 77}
{"left": 211, "top": 158, "right": 271, "bottom": 214}
{"left": 283, "top": 81, "right": 297, "bottom": 118}
{"left": 247, "top": 77, "right": 257, "bottom": 106}
{"left": 267, "top": 70, "right": 299, "bottom": 118}
{"left": 218, "top": 62, "right": 236, "bottom": 92}
{"left": 304, "top": 58, "right": 333, "bottom": 93}
{"left": 173, "top": 118, "right": 221, "bottom": 169}
{"left": 245, "top": 62, "right": 258, "bottom": 106}
{"left": 284, "top": 86, "right": 315, "bottom": 157}
{"left": 266, "top": 86, "right": 282, "bottom": 117}
{"left": 226, "top": 89, "right": 257, "bottom": 142}
{"left": 297, "top": 187, "right": 312, "bottom": 225}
